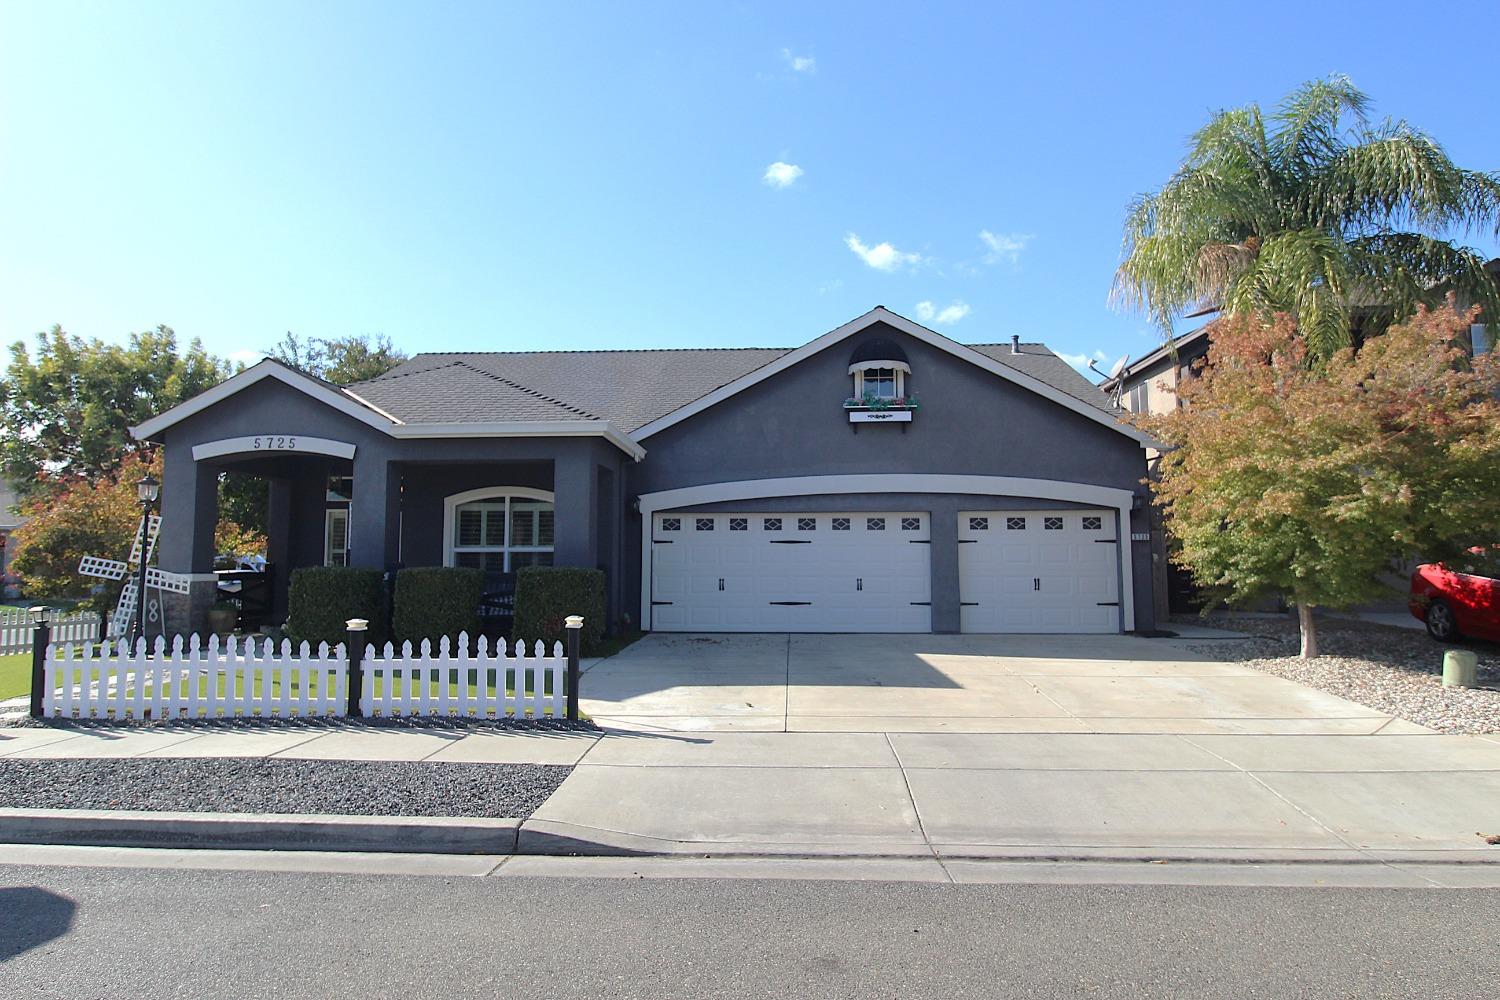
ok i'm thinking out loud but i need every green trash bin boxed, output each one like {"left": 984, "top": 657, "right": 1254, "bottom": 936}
{"left": 1443, "top": 649, "right": 1478, "bottom": 688}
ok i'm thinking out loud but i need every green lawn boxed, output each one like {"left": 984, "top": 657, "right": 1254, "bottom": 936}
{"left": 0, "top": 653, "right": 31, "bottom": 700}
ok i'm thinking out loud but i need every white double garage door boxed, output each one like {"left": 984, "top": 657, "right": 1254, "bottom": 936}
{"left": 650, "top": 509, "right": 1120, "bottom": 633}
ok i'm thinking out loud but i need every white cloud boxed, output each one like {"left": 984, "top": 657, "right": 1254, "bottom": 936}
{"left": 762, "top": 161, "right": 804, "bottom": 188}
{"left": 979, "top": 230, "right": 1033, "bottom": 265}
{"left": 914, "top": 300, "right": 971, "bottom": 325}
{"left": 1057, "top": 348, "right": 1110, "bottom": 374}
{"left": 845, "top": 232, "right": 922, "bottom": 272}
{"left": 781, "top": 48, "right": 816, "bottom": 73}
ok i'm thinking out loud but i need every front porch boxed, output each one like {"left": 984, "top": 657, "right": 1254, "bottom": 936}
{"left": 156, "top": 437, "right": 626, "bottom": 638}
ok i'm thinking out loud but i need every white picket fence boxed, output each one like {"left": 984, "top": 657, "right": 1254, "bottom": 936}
{"left": 44, "top": 635, "right": 348, "bottom": 721}
{"left": 1, "top": 610, "right": 103, "bottom": 656}
{"left": 39, "top": 631, "right": 570, "bottom": 721}
{"left": 360, "top": 634, "right": 567, "bottom": 719}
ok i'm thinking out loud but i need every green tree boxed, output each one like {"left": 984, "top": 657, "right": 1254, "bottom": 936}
{"left": 0, "top": 325, "right": 230, "bottom": 498}
{"left": 1145, "top": 305, "right": 1500, "bottom": 656}
{"left": 1114, "top": 76, "right": 1500, "bottom": 357}
{"left": 269, "top": 332, "right": 406, "bottom": 384}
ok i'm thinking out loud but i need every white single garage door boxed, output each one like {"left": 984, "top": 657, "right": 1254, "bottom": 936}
{"left": 651, "top": 512, "right": 931, "bottom": 632}
{"left": 958, "top": 509, "right": 1120, "bottom": 633}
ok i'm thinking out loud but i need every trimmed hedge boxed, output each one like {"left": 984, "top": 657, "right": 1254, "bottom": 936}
{"left": 392, "top": 566, "right": 483, "bottom": 646}
{"left": 512, "top": 566, "right": 606, "bottom": 655}
{"left": 285, "top": 567, "right": 386, "bottom": 647}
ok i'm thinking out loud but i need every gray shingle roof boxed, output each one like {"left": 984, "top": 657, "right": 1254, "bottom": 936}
{"left": 966, "top": 343, "right": 1124, "bottom": 414}
{"left": 350, "top": 361, "right": 598, "bottom": 423}
{"left": 348, "top": 339, "right": 1120, "bottom": 432}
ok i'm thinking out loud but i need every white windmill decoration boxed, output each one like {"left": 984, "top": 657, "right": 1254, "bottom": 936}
{"left": 78, "top": 512, "right": 192, "bottom": 639}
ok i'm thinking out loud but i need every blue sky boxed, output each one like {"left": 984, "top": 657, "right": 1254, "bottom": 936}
{"left": 3, "top": 2, "right": 1497, "bottom": 379}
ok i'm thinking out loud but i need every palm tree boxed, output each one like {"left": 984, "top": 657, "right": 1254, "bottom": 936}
{"left": 1114, "top": 76, "right": 1500, "bottom": 357}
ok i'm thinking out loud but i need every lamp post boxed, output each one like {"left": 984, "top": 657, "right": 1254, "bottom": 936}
{"left": 28, "top": 604, "right": 51, "bottom": 719}
{"left": 131, "top": 473, "right": 160, "bottom": 646}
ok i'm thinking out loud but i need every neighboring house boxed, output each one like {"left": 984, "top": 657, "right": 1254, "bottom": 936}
{"left": 1103, "top": 258, "right": 1500, "bottom": 416}
{"left": 1103, "top": 260, "right": 1499, "bottom": 617}
{"left": 130, "top": 307, "right": 1159, "bottom": 637}
{"left": 0, "top": 480, "right": 26, "bottom": 599}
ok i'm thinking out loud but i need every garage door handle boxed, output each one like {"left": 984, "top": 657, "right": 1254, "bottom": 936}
{"left": 654, "top": 539, "right": 674, "bottom": 544}
{"left": 856, "top": 578, "right": 862, "bottom": 591}
{"left": 769, "top": 540, "right": 813, "bottom": 544}
{"left": 651, "top": 601, "right": 674, "bottom": 606}
{"left": 908, "top": 539, "right": 930, "bottom": 544}
{"left": 910, "top": 601, "right": 931, "bottom": 606}
{"left": 960, "top": 602, "right": 978, "bottom": 607}
{"left": 769, "top": 601, "right": 812, "bottom": 606}
{"left": 1034, "top": 578, "right": 1041, "bottom": 591}
{"left": 957, "top": 539, "right": 977, "bottom": 543}
{"left": 1093, "top": 539, "right": 1117, "bottom": 544}
{"left": 1096, "top": 601, "right": 1119, "bottom": 607}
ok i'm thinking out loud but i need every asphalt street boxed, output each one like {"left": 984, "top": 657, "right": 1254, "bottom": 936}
{"left": 1, "top": 864, "right": 1496, "bottom": 999}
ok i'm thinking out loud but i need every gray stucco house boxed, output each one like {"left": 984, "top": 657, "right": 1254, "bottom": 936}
{"left": 132, "top": 307, "right": 1158, "bottom": 636}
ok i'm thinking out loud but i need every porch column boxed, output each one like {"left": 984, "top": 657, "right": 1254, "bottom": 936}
{"left": 158, "top": 442, "right": 219, "bottom": 636}
{"left": 349, "top": 455, "right": 401, "bottom": 570}
{"left": 265, "top": 478, "right": 293, "bottom": 620}
{"left": 552, "top": 449, "right": 598, "bottom": 568}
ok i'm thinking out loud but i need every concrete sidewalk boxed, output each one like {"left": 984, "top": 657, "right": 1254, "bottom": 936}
{"left": 524, "top": 730, "right": 1500, "bottom": 862}
{"left": 1, "top": 725, "right": 1498, "bottom": 863}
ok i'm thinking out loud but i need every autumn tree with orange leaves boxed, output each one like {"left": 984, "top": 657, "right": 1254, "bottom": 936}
{"left": 1143, "top": 304, "right": 1500, "bottom": 656}
{"left": 7, "top": 452, "right": 265, "bottom": 611}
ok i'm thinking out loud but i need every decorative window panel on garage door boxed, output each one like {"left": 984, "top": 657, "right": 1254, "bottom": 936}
{"left": 957, "top": 509, "right": 1120, "bottom": 633}
{"left": 650, "top": 512, "right": 931, "bottom": 632}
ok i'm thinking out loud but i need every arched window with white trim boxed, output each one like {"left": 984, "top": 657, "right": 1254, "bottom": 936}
{"left": 443, "top": 488, "right": 555, "bottom": 572}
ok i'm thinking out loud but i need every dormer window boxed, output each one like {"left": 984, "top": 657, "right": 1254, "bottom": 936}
{"left": 846, "top": 336, "right": 913, "bottom": 405}
{"left": 855, "top": 366, "right": 902, "bottom": 400}
{"left": 844, "top": 335, "right": 918, "bottom": 424}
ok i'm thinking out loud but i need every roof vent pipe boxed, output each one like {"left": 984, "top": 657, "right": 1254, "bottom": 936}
{"left": 1010, "top": 334, "right": 1020, "bottom": 354}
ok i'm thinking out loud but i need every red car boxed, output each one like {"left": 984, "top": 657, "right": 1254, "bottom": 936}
{"left": 1410, "top": 550, "right": 1500, "bottom": 642}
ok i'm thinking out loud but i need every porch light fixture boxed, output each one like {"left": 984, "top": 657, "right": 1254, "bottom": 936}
{"left": 137, "top": 474, "right": 160, "bottom": 504}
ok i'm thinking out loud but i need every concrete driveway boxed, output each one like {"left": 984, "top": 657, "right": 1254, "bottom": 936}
{"left": 579, "top": 633, "right": 1424, "bottom": 735}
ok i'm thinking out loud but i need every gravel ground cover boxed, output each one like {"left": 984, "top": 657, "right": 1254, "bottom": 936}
{"left": 0, "top": 757, "right": 571, "bottom": 818}
{"left": 1180, "top": 613, "right": 1500, "bottom": 734}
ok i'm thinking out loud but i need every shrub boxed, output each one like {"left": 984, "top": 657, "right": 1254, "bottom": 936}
{"left": 392, "top": 566, "right": 483, "bottom": 646}
{"left": 285, "top": 566, "right": 386, "bottom": 647}
{"left": 512, "top": 566, "right": 605, "bottom": 654}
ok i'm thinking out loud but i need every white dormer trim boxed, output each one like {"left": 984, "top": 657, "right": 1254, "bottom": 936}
{"left": 846, "top": 360, "right": 911, "bottom": 376}
{"left": 634, "top": 306, "right": 1158, "bottom": 447}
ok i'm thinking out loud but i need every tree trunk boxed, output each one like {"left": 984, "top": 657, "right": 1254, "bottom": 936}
{"left": 1296, "top": 603, "right": 1319, "bottom": 658}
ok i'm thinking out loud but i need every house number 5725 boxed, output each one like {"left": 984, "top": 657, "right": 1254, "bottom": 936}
{"left": 252, "top": 436, "right": 297, "bottom": 450}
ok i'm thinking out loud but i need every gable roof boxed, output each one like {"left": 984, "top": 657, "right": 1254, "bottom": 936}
{"left": 627, "top": 307, "right": 1152, "bottom": 445}
{"left": 130, "top": 358, "right": 647, "bottom": 460}
{"left": 131, "top": 307, "right": 1154, "bottom": 456}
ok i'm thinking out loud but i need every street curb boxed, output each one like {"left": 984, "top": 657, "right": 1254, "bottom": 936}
{"left": 0, "top": 808, "right": 520, "bottom": 854}
{"left": 4, "top": 809, "right": 1499, "bottom": 865}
